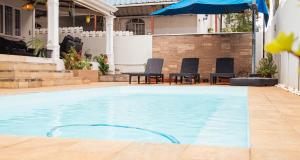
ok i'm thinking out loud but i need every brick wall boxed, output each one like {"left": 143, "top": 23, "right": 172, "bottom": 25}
{"left": 152, "top": 33, "right": 252, "bottom": 79}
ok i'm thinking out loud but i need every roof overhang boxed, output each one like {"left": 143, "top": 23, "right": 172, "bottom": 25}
{"left": 73, "top": 0, "right": 118, "bottom": 16}
{"left": 115, "top": 1, "right": 176, "bottom": 8}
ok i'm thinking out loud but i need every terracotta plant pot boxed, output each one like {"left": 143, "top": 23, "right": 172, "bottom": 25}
{"left": 72, "top": 70, "right": 99, "bottom": 82}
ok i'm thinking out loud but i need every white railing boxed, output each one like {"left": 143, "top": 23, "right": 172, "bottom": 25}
{"left": 34, "top": 27, "right": 151, "bottom": 73}
{"left": 265, "top": 0, "right": 300, "bottom": 95}
{"left": 276, "top": 53, "right": 300, "bottom": 95}
{"left": 35, "top": 27, "right": 134, "bottom": 37}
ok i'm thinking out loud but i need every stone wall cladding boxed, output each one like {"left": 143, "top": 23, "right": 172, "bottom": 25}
{"left": 152, "top": 33, "right": 252, "bottom": 79}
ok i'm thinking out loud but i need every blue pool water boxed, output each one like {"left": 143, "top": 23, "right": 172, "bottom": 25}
{"left": 0, "top": 86, "right": 249, "bottom": 147}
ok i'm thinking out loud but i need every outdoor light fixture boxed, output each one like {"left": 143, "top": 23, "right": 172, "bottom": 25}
{"left": 22, "top": 3, "right": 35, "bottom": 11}
{"left": 86, "top": 15, "right": 91, "bottom": 24}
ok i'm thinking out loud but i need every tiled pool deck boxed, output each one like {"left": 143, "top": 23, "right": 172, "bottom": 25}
{"left": 0, "top": 83, "right": 300, "bottom": 160}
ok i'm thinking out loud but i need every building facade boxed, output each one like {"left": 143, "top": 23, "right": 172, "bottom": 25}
{"left": 35, "top": 0, "right": 219, "bottom": 35}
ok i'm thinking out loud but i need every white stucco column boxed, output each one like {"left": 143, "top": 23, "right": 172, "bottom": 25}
{"left": 47, "top": 0, "right": 62, "bottom": 69}
{"left": 105, "top": 15, "right": 115, "bottom": 74}
{"left": 269, "top": 0, "right": 274, "bottom": 25}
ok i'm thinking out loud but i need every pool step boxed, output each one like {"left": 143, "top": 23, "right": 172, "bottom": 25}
{"left": 0, "top": 61, "right": 57, "bottom": 71}
{"left": 0, "top": 78, "right": 43, "bottom": 88}
{"left": 0, "top": 70, "right": 74, "bottom": 79}
{"left": 0, "top": 77, "right": 90, "bottom": 88}
{"left": 41, "top": 77, "right": 90, "bottom": 87}
{"left": 0, "top": 60, "right": 91, "bottom": 88}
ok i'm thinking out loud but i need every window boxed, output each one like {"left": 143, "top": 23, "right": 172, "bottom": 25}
{"left": 0, "top": 5, "right": 21, "bottom": 36}
{"left": 5, "top": 6, "right": 13, "bottom": 35}
{"left": 126, "top": 19, "right": 145, "bottom": 35}
{"left": 0, "top": 5, "right": 3, "bottom": 33}
{"left": 15, "top": 9, "right": 21, "bottom": 36}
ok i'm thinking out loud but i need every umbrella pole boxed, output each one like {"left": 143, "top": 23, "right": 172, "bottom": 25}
{"left": 263, "top": 16, "right": 265, "bottom": 58}
{"left": 252, "top": 4, "right": 256, "bottom": 74}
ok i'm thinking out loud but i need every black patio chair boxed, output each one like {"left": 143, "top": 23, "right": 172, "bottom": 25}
{"left": 169, "top": 58, "right": 200, "bottom": 84}
{"left": 210, "top": 58, "right": 235, "bottom": 84}
{"left": 124, "top": 58, "right": 164, "bottom": 84}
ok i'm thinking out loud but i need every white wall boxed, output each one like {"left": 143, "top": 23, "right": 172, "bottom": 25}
{"left": 266, "top": 0, "right": 300, "bottom": 93}
{"left": 82, "top": 35, "right": 152, "bottom": 72}
{"left": 115, "top": 15, "right": 198, "bottom": 35}
{"left": 114, "top": 35, "right": 152, "bottom": 72}
{"left": 256, "top": 32, "right": 264, "bottom": 68}
{"left": 36, "top": 29, "right": 152, "bottom": 73}
{"left": 0, "top": 0, "right": 34, "bottom": 41}
{"left": 153, "top": 15, "right": 197, "bottom": 34}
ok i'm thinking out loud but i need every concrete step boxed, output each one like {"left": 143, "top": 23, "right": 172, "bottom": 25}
{"left": 0, "top": 70, "right": 73, "bottom": 79}
{"left": 0, "top": 78, "right": 42, "bottom": 88}
{"left": 41, "top": 77, "right": 90, "bottom": 87}
{"left": 0, "top": 77, "right": 90, "bottom": 89}
{"left": 0, "top": 61, "right": 56, "bottom": 71}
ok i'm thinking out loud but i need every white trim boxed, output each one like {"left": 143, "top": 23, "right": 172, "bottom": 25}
{"left": 153, "top": 32, "right": 252, "bottom": 36}
{"left": 114, "top": 1, "right": 176, "bottom": 8}
{"left": 73, "top": 0, "right": 118, "bottom": 16}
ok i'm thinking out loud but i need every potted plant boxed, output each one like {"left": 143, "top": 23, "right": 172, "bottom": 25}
{"left": 63, "top": 47, "right": 98, "bottom": 82}
{"left": 257, "top": 53, "right": 278, "bottom": 78}
{"left": 27, "top": 38, "right": 52, "bottom": 58}
{"left": 94, "top": 54, "right": 109, "bottom": 75}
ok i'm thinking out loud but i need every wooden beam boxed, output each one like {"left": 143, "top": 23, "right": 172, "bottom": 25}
{"left": 150, "top": 6, "right": 155, "bottom": 34}
{"left": 94, "top": 15, "right": 97, "bottom": 31}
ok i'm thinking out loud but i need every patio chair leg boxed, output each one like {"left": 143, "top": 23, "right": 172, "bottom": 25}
{"left": 129, "top": 75, "right": 132, "bottom": 84}
{"left": 156, "top": 76, "right": 158, "bottom": 84}
{"left": 175, "top": 76, "right": 178, "bottom": 84}
{"left": 145, "top": 76, "right": 148, "bottom": 84}
{"left": 138, "top": 75, "right": 140, "bottom": 84}
{"left": 169, "top": 75, "right": 172, "bottom": 85}
{"left": 180, "top": 76, "right": 183, "bottom": 84}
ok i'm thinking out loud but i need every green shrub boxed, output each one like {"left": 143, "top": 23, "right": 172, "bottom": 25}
{"left": 27, "top": 38, "right": 46, "bottom": 56}
{"left": 63, "top": 47, "right": 91, "bottom": 70}
{"left": 94, "top": 54, "right": 109, "bottom": 75}
{"left": 75, "top": 59, "right": 91, "bottom": 70}
{"left": 257, "top": 53, "right": 278, "bottom": 78}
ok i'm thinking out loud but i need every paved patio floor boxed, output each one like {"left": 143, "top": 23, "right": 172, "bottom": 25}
{"left": 0, "top": 83, "right": 299, "bottom": 160}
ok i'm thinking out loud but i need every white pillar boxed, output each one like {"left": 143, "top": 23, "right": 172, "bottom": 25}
{"left": 269, "top": 0, "right": 274, "bottom": 25}
{"left": 197, "top": 15, "right": 209, "bottom": 33}
{"left": 105, "top": 15, "right": 115, "bottom": 74}
{"left": 47, "top": 0, "right": 60, "bottom": 61}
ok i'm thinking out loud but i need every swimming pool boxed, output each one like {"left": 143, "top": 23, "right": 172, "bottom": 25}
{"left": 0, "top": 86, "right": 249, "bottom": 147}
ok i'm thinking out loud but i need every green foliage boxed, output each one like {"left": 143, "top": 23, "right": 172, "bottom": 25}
{"left": 75, "top": 59, "right": 91, "bottom": 70}
{"left": 27, "top": 38, "right": 46, "bottom": 56}
{"left": 63, "top": 47, "right": 91, "bottom": 70}
{"left": 257, "top": 54, "right": 278, "bottom": 78}
{"left": 223, "top": 10, "right": 253, "bottom": 32}
{"left": 63, "top": 47, "right": 80, "bottom": 70}
{"left": 94, "top": 54, "right": 109, "bottom": 75}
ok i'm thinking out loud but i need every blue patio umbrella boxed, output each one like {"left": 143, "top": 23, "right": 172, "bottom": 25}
{"left": 151, "top": 0, "right": 269, "bottom": 24}
{"left": 151, "top": 0, "right": 269, "bottom": 73}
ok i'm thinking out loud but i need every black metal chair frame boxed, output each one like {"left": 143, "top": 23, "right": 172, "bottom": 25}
{"left": 169, "top": 58, "right": 200, "bottom": 85}
{"left": 210, "top": 58, "right": 235, "bottom": 85}
{"left": 126, "top": 58, "right": 164, "bottom": 84}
